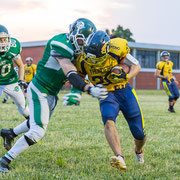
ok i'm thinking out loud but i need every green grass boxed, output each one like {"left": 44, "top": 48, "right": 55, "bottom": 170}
{"left": 0, "top": 90, "right": 180, "bottom": 180}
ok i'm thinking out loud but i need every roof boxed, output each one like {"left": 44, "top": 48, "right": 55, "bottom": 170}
{"left": 21, "top": 40, "right": 180, "bottom": 52}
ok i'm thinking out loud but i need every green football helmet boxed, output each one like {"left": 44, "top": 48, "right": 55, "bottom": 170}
{"left": 0, "top": 25, "right": 11, "bottom": 53}
{"left": 69, "top": 18, "right": 96, "bottom": 54}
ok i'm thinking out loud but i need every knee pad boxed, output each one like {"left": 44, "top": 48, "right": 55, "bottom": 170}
{"left": 169, "top": 97, "right": 174, "bottom": 102}
{"left": 174, "top": 96, "right": 179, "bottom": 101}
{"left": 24, "top": 135, "right": 35, "bottom": 146}
{"left": 24, "top": 126, "right": 45, "bottom": 145}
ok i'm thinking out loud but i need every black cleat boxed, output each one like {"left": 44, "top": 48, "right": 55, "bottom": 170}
{"left": 0, "top": 158, "right": 10, "bottom": 173}
{"left": 75, "top": 102, "right": 80, "bottom": 106}
{"left": 0, "top": 129, "right": 15, "bottom": 150}
{"left": 168, "top": 108, "right": 176, "bottom": 113}
{"left": 2, "top": 99, "right": 7, "bottom": 104}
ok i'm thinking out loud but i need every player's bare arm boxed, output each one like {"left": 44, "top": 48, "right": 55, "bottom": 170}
{"left": 14, "top": 56, "right": 25, "bottom": 81}
{"left": 57, "top": 58, "right": 97, "bottom": 92}
{"left": 128, "top": 64, "right": 141, "bottom": 80}
{"left": 154, "top": 69, "right": 169, "bottom": 79}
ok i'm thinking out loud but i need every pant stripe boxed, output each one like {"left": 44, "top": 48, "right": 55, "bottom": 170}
{"left": 162, "top": 81, "right": 172, "bottom": 96}
{"left": 132, "top": 89, "right": 146, "bottom": 135}
{"left": 31, "top": 88, "right": 43, "bottom": 129}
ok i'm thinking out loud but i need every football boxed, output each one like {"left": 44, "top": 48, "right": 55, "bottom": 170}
{"left": 111, "top": 64, "right": 130, "bottom": 74}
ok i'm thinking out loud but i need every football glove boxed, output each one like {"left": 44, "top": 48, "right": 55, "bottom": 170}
{"left": 63, "top": 93, "right": 82, "bottom": 106}
{"left": 18, "top": 80, "right": 28, "bottom": 89}
{"left": 110, "top": 68, "right": 129, "bottom": 83}
{"left": 88, "top": 84, "right": 108, "bottom": 100}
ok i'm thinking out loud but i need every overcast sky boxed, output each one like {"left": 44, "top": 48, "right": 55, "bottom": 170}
{"left": 1, "top": 0, "right": 180, "bottom": 46}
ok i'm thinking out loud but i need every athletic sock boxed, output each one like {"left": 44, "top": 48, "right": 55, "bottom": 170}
{"left": 169, "top": 105, "right": 174, "bottom": 109}
{"left": 5, "top": 136, "right": 30, "bottom": 160}
{"left": 117, "top": 154, "right": 124, "bottom": 159}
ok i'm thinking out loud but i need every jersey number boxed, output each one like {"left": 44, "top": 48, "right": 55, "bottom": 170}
{"left": 92, "top": 72, "right": 112, "bottom": 85}
{"left": 1, "top": 64, "right": 11, "bottom": 76}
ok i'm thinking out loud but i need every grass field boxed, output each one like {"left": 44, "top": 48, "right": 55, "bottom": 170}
{"left": 0, "top": 90, "right": 179, "bottom": 180}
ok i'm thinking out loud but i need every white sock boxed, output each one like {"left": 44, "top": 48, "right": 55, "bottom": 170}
{"left": 5, "top": 136, "right": 29, "bottom": 160}
{"left": 13, "top": 120, "right": 29, "bottom": 135}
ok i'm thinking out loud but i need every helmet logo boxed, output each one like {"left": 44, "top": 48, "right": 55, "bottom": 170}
{"left": 101, "top": 41, "right": 109, "bottom": 55}
{"left": 76, "top": 21, "right": 85, "bottom": 29}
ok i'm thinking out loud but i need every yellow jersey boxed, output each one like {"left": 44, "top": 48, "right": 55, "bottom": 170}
{"left": 156, "top": 60, "right": 173, "bottom": 82}
{"left": 24, "top": 64, "right": 37, "bottom": 83}
{"left": 76, "top": 38, "right": 130, "bottom": 91}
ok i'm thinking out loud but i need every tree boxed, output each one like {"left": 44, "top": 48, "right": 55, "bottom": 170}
{"left": 105, "top": 25, "right": 135, "bottom": 42}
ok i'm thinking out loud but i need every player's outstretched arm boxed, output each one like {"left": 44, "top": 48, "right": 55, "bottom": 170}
{"left": 57, "top": 58, "right": 108, "bottom": 100}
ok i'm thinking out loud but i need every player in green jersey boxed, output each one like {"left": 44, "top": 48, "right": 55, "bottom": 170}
{"left": 0, "top": 18, "right": 108, "bottom": 173}
{"left": 0, "top": 25, "right": 29, "bottom": 146}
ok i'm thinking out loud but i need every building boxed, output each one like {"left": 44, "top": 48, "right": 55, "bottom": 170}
{"left": 21, "top": 41, "right": 180, "bottom": 90}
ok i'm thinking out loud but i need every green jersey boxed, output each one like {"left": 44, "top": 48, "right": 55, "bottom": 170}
{"left": 0, "top": 38, "right": 21, "bottom": 85}
{"left": 33, "top": 33, "right": 75, "bottom": 96}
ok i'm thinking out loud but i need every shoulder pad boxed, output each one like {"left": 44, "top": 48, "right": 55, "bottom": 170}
{"left": 156, "top": 61, "right": 163, "bottom": 69}
{"left": 50, "top": 33, "right": 74, "bottom": 59}
{"left": 9, "top": 37, "right": 22, "bottom": 55}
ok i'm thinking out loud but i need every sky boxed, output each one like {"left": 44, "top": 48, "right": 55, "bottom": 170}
{"left": 1, "top": 0, "right": 180, "bottom": 46}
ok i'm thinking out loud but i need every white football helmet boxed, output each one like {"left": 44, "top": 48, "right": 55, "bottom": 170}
{"left": 0, "top": 25, "right": 11, "bottom": 53}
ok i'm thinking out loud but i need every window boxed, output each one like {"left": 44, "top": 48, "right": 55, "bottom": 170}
{"left": 170, "top": 52, "right": 179, "bottom": 69}
{"left": 136, "top": 50, "right": 157, "bottom": 68}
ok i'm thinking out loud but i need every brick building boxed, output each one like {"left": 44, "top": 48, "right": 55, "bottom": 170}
{"left": 21, "top": 41, "right": 180, "bottom": 90}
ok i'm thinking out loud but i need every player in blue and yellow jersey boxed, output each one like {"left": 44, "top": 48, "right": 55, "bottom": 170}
{"left": 24, "top": 57, "right": 37, "bottom": 98}
{"left": 75, "top": 30, "right": 146, "bottom": 171}
{"left": 155, "top": 51, "right": 179, "bottom": 113}
{"left": 0, "top": 18, "right": 108, "bottom": 173}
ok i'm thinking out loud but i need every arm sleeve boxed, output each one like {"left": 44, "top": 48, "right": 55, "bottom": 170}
{"left": 12, "top": 54, "right": 21, "bottom": 61}
{"left": 67, "top": 71, "right": 87, "bottom": 92}
{"left": 123, "top": 53, "right": 139, "bottom": 66}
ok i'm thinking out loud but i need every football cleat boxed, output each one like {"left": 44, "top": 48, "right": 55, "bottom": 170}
{"left": 110, "top": 155, "right": 127, "bottom": 171}
{"left": 0, "top": 158, "right": 10, "bottom": 173}
{"left": 168, "top": 107, "right": 176, "bottom": 113}
{"left": 135, "top": 149, "right": 144, "bottom": 164}
{"left": 2, "top": 98, "right": 7, "bottom": 103}
{"left": 0, "top": 129, "right": 15, "bottom": 150}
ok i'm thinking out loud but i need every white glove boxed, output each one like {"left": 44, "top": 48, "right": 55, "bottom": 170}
{"left": 88, "top": 84, "right": 108, "bottom": 100}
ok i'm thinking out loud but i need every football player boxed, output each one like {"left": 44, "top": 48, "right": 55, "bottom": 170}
{"left": 155, "top": 51, "right": 179, "bottom": 113}
{"left": 62, "top": 35, "right": 117, "bottom": 106}
{"left": 0, "top": 18, "right": 108, "bottom": 173}
{"left": 0, "top": 24, "right": 29, "bottom": 119}
{"left": 24, "top": 57, "right": 37, "bottom": 98}
{"left": 75, "top": 30, "right": 146, "bottom": 171}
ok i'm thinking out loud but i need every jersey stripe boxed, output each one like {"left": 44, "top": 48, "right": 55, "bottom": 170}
{"left": 51, "top": 40, "right": 74, "bottom": 56}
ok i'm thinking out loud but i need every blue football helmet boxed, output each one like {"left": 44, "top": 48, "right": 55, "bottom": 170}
{"left": 69, "top": 18, "right": 96, "bottom": 54}
{"left": 83, "top": 30, "right": 110, "bottom": 65}
{"left": 0, "top": 25, "right": 11, "bottom": 53}
{"left": 160, "top": 51, "right": 170, "bottom": 61}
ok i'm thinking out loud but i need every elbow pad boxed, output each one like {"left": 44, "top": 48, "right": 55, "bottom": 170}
{"left": 67, "top": 71, "right": 87, "bottom": 92}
